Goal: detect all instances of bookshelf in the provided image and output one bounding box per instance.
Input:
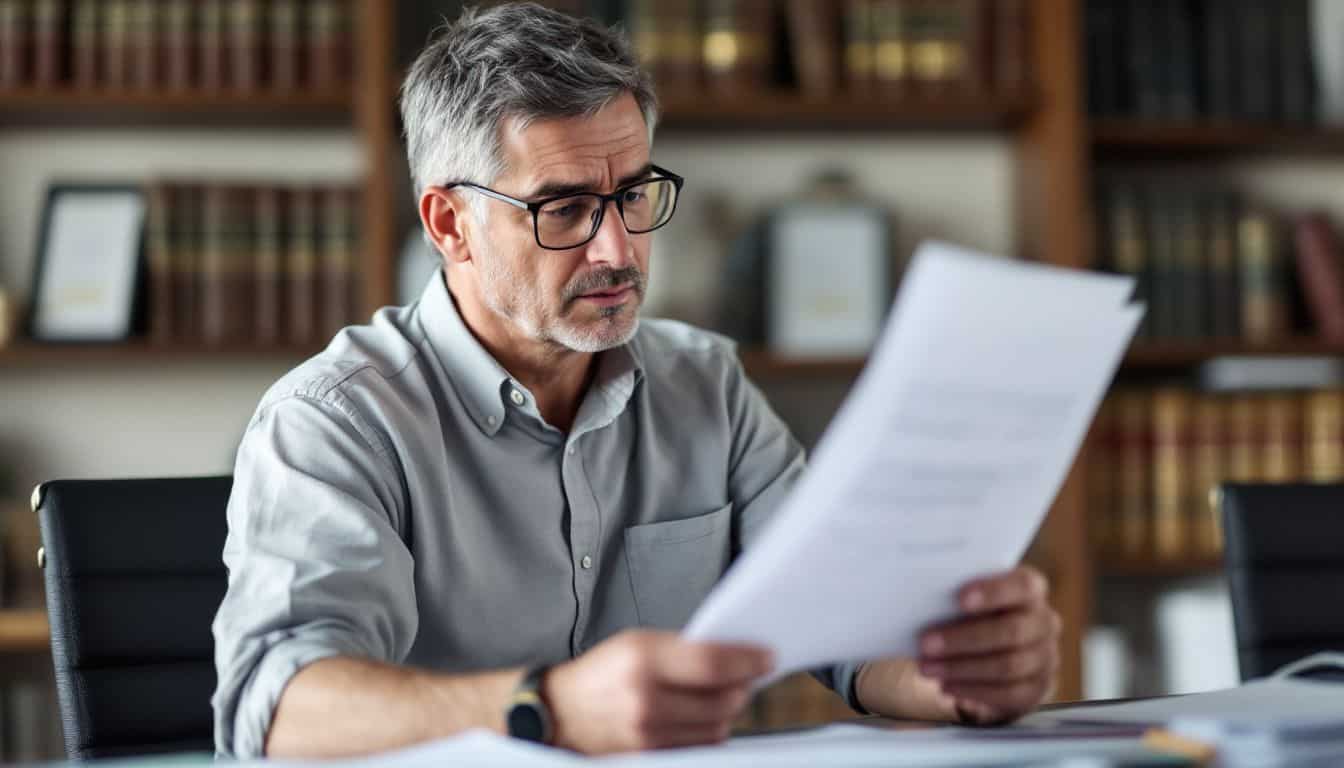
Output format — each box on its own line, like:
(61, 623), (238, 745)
(1093, 121), (1344, 155)
(657, 91), (1036, 131)
(0, 342), (325, 367)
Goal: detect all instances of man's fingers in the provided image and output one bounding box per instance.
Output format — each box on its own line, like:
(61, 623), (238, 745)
(919, 644), (1056, 684)
(651, 640), (774, 689)
(639, 684), (752, 727)
(921, 605), (1054, 659)
(940, 679), (1051, 724)
(956, 566), (1049, 615)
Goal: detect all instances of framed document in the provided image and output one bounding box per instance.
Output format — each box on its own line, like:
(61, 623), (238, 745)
(766, 201), (892, 357)
(28, 184), (146, 342)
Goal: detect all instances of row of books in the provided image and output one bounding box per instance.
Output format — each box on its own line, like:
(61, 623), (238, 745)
(1085, 0), (1319, 123)
(144, 181), (362, 347)
(1094, 176), (1337, 344)
(0, 0), (352, 92)
(619, 0), (1029, 97)
(1088, 388), (1344, 562)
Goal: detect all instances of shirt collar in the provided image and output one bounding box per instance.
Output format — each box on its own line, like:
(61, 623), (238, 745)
(416, 270), (644, 438)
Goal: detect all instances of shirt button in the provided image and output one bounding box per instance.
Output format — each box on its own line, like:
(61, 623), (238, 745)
(567, 446), (576, 456)
(486, 415), (497, 426)
(581, 555), (593, 569)
(510, 389), (525, 406)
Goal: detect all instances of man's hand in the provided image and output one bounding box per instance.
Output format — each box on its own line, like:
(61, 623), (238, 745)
(916, 566), (1061, 724)
(542, 630), (773, 754)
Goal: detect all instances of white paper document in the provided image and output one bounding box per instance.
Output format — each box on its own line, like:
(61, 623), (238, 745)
(684, 242), (1143, 675)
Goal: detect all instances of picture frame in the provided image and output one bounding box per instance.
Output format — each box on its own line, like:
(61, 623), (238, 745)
(766, 200), (893, 357)
(27, 183), (146, 343)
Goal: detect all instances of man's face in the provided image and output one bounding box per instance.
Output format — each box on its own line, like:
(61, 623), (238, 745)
(469, 94), (653, 353)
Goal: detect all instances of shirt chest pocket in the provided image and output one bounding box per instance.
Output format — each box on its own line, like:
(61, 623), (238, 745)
(623, 503), (733, 631)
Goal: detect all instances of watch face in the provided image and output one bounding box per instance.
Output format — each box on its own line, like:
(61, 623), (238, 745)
(508, 702), (546, 743)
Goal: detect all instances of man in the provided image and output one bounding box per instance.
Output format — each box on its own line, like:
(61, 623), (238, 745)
(212, 2), (1060, 759)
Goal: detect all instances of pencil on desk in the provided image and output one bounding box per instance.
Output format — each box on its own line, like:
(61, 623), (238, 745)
(1142, 728), (1217, 765)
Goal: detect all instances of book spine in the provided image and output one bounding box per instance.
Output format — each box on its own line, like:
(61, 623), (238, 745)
(1173, 190), (1205, 339)
(198, 0), (226, 91)
(129, 0), (157, 89)
(1261, 394), (1302, 482)
(102, 0), (131, 88)
(1151, 388), (1189, 560)
(1085, 0), (1119, 116)
(226, 185), (255, 343)
(1305, 390), (1344, 482)
(1191, 394), (1224, 558)
(1293, 213), (1344, 344)
(173, 183), (201, 341)
(1107, 180), (1151, 339)
(1238, 0), (1278, 120)
(1227, 394), (1262, 483)
(147, 183), (175, 343)
(200, 183), (229, 344)
(72, 0), (98, 88)
(785, 0), (840, 97)
(702, 0), (772, 95)
(1127, 0), (1164, 117)
(1279, 0), (1316, 122)
(907, 0), (979, 95)
(31, 0), (63, 86)
(268, 0), (300, 90)
(1238, 208), (1289, 343)
(1203, 0), (1238, 118)
(1087, 397), (1117, 558)
(1163, 0), (1198, 119)
(1147, 191), (1180, 340)
(1205, 191), (1242, 340)
(288, 184), (318, 344)
(871, 0), (907, 94)
(255, 185), (283, 345)
(843, 0), (875, 94)
(0, 0), (29, 88)
(227, 0), (261, 91)
(306, 0), (348, 89)
(1116, 390), (1151, 559)
(163, 0), (193, 89)
(320, 184), (353, 338)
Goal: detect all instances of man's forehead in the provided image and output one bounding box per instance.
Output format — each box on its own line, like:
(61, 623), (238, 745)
(500, 96), (651, 195)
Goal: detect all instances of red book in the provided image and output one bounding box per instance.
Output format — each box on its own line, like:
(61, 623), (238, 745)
(227, 0), (261, 91)
(268, 0), (301, 90)
(1294, 213), (1344, 344)
(72, 0), (99, 88)
(130, 0), (157, 89)
(306, 0), (349, 88)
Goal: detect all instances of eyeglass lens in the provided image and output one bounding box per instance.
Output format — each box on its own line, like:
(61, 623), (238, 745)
(535, 178), (678, 248)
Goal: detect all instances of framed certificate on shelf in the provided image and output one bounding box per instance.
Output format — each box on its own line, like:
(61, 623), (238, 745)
(28, 184), (146, 342)
(766, 201), (892, 357)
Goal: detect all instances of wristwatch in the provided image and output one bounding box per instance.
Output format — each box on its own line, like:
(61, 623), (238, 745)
(505, 665), (553, 744)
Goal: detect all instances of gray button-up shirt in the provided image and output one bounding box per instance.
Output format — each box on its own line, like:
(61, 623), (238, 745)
(212, 272), (862, 757)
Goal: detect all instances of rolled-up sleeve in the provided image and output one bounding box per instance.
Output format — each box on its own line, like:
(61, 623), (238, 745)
(720, 355), (865, 712)
(212, 388), (414, 758)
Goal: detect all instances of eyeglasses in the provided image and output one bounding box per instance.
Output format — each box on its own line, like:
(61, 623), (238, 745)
(442, 164), (684, 250)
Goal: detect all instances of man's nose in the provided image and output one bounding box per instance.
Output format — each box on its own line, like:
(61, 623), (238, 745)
(583, 199), (634, 269)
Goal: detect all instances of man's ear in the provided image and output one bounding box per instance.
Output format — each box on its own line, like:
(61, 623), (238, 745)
(419, 187), (474, 266)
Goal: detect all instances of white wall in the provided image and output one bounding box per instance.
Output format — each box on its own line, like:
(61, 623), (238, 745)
(0, 130), (1017, 495)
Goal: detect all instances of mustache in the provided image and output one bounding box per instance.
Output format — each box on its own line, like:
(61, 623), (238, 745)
(562, 266), (646, 304)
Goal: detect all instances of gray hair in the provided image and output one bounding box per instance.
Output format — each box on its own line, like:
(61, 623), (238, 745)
(399, 2), (659, 202)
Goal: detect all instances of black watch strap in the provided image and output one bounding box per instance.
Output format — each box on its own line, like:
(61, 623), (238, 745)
(506, 665), (553, 744)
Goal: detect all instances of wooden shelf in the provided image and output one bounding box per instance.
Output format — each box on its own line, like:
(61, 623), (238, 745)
(0, 341), (324, 368)
(1099, 555), (1225, 577)
(1124, 338), (1344, 368)
(738, 350), (866, 378)
(657, 90), (1035, 131)
(0, 611), (49, 653)
(1093, 119), (1344, 154)
(0, 87), (353, 126)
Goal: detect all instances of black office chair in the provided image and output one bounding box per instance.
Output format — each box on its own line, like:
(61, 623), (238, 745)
(33, 476), (232, 759)
(1218, 482), (1344, 681)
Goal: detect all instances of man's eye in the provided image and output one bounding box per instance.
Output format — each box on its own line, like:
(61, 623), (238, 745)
(545, 204), (581, 219)
(623, 190), (647, 204)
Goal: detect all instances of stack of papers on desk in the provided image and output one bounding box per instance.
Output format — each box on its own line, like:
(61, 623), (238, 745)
(686, 242), (1144, 674)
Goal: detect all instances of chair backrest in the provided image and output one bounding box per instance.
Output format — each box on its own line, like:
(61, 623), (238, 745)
(34, 476), (232, 759)
(1219, 482), (1344, 681)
